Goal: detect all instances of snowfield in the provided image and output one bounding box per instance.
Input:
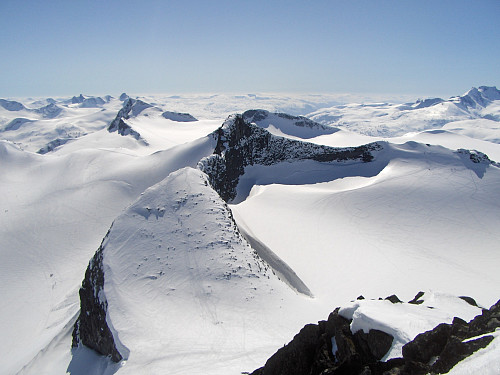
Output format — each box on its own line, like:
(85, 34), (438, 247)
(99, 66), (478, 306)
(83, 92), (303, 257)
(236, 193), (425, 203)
(1, 89), (499, 374)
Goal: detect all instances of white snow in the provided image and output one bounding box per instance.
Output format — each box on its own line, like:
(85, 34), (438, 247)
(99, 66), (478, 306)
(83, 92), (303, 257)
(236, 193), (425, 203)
(1, 90), (500, 374)
(339, 292), (482, 360)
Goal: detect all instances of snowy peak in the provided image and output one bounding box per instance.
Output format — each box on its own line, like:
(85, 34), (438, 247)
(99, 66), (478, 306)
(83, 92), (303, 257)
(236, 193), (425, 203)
(242, 109), (338, 138)
(107, 98), (151, 141)
(411, 97), (444, 109)
(80, 96), (106, 108)
(199, 114), (380, 202)
(71, 94), (85, 104)
(33, 102), (63, 118)
(477, 85), (500, 101)
(72, 167), (287, 362)
(450, 86), (500, 110)
(119, 92), (129, 101)
(71, 94), (109, 107)
(0, 98), (26, 111)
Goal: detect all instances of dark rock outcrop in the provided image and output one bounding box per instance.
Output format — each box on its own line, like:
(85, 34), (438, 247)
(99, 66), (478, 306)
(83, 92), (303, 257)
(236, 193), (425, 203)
(385, 295), (402, 304)
(408, 291), (425, 305)
(72, 94), (85, 104)
(199, 114), (381, 202)
(251, 308), (394, 375)
(107, 98), (148, 142)
(37, 138), (74, 154)
(72, 230), (123, 362)
(161, 110), (198, 122)
(251, 297), (500, 375)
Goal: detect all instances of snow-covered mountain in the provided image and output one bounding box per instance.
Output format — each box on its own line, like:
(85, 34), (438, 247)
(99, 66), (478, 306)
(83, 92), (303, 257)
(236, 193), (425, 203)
(1, 88), (499, 374)
(308, 86), (500, 140)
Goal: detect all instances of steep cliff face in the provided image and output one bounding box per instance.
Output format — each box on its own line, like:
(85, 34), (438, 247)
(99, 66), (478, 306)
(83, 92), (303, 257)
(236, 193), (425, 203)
(198, 114), (381, 202)
(72, 230), (124, 362)
(107, 98), (150, 141)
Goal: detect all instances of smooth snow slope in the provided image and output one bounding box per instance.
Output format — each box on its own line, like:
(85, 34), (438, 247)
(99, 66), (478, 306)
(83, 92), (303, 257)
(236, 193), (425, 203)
(231, 141), (500, 310)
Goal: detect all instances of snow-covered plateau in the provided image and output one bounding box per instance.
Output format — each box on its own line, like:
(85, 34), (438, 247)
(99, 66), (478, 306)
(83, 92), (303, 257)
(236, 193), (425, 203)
(0, 89), (499, 375)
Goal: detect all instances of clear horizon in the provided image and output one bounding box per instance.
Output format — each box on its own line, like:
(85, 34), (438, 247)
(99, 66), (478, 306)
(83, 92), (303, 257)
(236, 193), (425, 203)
(1, 0), (499, 99)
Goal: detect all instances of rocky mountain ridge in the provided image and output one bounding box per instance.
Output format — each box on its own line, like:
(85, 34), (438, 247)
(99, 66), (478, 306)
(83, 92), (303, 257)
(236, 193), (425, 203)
(199, 114), (379, 202)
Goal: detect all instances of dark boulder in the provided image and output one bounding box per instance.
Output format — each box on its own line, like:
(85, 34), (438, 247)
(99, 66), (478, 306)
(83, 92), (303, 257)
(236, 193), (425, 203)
(250, 296), (500, 375)
(408, 291), (425, 305)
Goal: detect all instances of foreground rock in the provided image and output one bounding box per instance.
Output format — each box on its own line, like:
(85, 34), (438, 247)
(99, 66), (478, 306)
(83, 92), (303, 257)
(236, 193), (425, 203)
(251, 296), (500, 375)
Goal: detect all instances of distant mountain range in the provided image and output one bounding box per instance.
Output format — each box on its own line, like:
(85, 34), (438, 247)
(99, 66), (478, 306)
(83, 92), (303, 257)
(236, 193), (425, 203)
(1, 87), (499, 374)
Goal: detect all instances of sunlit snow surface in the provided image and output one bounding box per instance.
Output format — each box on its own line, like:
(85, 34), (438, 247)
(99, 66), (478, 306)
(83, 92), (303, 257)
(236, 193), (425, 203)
(1, 92), (499, 374)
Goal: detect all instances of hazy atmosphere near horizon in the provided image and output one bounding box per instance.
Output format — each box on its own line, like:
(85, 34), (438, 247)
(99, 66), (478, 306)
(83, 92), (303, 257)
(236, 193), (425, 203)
(1, 0), (499, 98)
(2, 1), (500, 375)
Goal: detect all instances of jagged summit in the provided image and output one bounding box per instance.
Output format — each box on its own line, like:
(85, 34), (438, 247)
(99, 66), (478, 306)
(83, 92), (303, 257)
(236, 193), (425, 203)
(450, 85), (500, 110)
(107, 98), (152, 141)
(119, 92), (129, 101)
(71, 94), (85, 104)
(199, 114), (379, 202)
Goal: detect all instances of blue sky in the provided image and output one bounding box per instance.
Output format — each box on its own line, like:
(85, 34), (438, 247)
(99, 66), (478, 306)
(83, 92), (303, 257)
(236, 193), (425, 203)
(1, 0), (499, 98)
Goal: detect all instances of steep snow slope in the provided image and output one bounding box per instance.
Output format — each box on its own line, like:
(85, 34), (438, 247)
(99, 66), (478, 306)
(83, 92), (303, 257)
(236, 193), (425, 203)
(71, 167), (310, 375)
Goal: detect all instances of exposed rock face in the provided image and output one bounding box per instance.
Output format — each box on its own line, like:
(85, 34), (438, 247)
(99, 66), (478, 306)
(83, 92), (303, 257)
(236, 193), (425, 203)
(450, 86), (500, 110)
(72, 230), (123, 362)
(251, 308), (394, 375)
(199, 114), (380, 202)
(71, 94), (85, 104)
(119, 92), (129, 101)
(37, 138), (74, 154)
(251, 298), (500, 375)
(107, 98), (148, 142)
(401, 299), (500, 374)
(161, 110), (197, 122)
